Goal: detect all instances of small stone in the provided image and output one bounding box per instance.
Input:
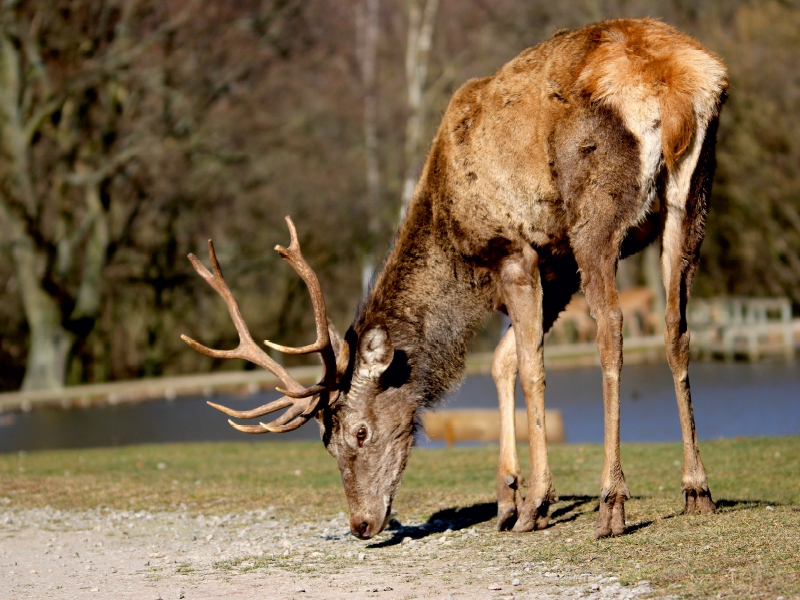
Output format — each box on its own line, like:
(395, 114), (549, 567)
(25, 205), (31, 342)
(358, 553), (366, 561)
(90, 588), (98, 592)
(383, 587), (393, 591)
(512, 578), (520, 586)
(488, 583), (502, 590)
(30, 569), (37, 574)
(766, 506), (774, 511)
(402, 537), (413, 544)
(294, 586), (306, 592)
(157, 462), (167, 470)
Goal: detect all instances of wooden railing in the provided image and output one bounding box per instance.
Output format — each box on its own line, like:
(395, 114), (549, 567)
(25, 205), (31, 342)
(689, 297), (796, 361)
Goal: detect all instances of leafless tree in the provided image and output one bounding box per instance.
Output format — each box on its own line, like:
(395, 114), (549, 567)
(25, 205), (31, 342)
(400, 0), (439, 215)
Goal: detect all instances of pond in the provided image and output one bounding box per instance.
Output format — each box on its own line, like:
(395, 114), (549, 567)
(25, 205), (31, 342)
(1, 361), (798, 454)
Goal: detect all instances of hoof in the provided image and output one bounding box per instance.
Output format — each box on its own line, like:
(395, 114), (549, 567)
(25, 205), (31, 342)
(511, 495), (552, 533)
(497, 502), (518, 531)
(497, 474), (523, 531)
(595, 493), (627, 539)
(685, 488), (716, 514)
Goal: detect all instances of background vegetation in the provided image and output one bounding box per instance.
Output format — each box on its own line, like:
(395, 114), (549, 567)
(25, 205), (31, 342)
(1, 0), (799, 391)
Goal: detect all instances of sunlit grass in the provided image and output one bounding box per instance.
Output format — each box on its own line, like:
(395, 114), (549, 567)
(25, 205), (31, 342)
(1, 437), (798, 598)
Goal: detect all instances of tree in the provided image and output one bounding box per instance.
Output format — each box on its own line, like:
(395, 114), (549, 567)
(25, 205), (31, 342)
(400, 0), (439, 215)
(0, 1), (181, 389)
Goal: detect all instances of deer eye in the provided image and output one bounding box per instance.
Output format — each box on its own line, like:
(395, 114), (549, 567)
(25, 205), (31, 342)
(356, 427), (368, 447)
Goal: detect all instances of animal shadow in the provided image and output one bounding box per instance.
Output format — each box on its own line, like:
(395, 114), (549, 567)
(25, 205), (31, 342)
(366, 494), (767, 547)
(548, 495), (596, 526)
(715, 498), (781, 512)
(367, 502), (496, 548)
(368, 495), (597, 548)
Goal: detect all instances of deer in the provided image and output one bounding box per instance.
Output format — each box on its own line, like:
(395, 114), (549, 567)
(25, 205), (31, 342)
(547, 295), (594, 344)
(618, 286), (657, 338)
(182, 18), (727, 540)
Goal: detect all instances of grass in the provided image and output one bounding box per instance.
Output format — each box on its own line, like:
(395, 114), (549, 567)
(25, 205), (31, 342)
(1, 436), (799, 598)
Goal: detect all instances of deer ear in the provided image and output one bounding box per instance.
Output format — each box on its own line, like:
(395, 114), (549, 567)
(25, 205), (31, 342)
(357, 326), (393, 380)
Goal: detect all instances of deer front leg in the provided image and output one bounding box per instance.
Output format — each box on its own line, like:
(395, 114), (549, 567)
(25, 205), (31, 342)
(500, 246), (555, 532)
(662, 207), (715, 515)
(493, 326), (523, 530)
(580, 254), (630, 538)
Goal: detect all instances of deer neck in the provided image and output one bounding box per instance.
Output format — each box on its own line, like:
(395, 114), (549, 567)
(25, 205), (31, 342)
(356, 191), (492, 407)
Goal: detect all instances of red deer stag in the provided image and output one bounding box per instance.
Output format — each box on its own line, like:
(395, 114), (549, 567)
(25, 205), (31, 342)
(183, 18), (727, 540)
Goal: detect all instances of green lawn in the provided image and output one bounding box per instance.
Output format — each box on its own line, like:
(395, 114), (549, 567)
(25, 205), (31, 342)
(2, 437), (799, 598)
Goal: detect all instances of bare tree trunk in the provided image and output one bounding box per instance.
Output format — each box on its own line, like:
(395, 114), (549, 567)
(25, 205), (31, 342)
(357, 0), (381, 291)
(0, 26), (118, 390)
(11, 236), (75, 391)
(400, 0), (439, 217)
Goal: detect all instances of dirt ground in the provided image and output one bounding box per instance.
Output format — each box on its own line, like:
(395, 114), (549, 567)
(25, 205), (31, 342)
(0, 506), (661, 600)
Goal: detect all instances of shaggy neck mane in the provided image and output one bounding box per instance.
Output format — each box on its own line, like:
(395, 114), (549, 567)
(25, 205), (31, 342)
(355, 189), (492, 407)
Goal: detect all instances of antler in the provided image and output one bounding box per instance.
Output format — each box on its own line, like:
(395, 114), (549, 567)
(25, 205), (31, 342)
(181, 216), (340, 433)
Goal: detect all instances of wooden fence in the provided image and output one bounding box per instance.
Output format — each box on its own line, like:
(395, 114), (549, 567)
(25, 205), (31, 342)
(688, 297), (796, 361)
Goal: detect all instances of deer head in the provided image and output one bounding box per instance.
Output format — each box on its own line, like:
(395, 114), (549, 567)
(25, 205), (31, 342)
(181, 217), (415, 539)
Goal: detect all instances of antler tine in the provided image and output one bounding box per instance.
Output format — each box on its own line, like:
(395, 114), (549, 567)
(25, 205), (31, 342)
(260, 393), (324, 433)
(207, 398), (293, 420)
(264, 217), (338, 387)
(181, 240), (305, 394)
(277, 383), (326, 399)
(208, 392), (323, 435)
(227, 421), (269, 434)
(183, 220), (340, 435)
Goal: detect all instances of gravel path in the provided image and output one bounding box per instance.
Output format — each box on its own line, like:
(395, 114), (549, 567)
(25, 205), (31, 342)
(1, 506), (661, 599)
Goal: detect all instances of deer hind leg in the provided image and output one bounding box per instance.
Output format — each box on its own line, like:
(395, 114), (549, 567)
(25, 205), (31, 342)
(493, 326), (523, 530)
(500, 245), (555, 532)
(576, 247), (630, 538)
(661, 118), (720, 515)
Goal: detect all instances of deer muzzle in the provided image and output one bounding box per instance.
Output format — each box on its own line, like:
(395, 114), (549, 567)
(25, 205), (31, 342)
(349, 503), (392, 540)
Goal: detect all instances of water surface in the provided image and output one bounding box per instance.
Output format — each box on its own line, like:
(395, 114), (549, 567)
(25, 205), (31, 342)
(1, 361), (798, 454)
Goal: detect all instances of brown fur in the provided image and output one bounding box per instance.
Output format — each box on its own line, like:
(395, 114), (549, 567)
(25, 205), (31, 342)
(262, 19), (727, 540)
(576, 19), (726, 169)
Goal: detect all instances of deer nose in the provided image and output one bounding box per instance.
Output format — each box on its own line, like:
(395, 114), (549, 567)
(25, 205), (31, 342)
(356, 522), (371, 539)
